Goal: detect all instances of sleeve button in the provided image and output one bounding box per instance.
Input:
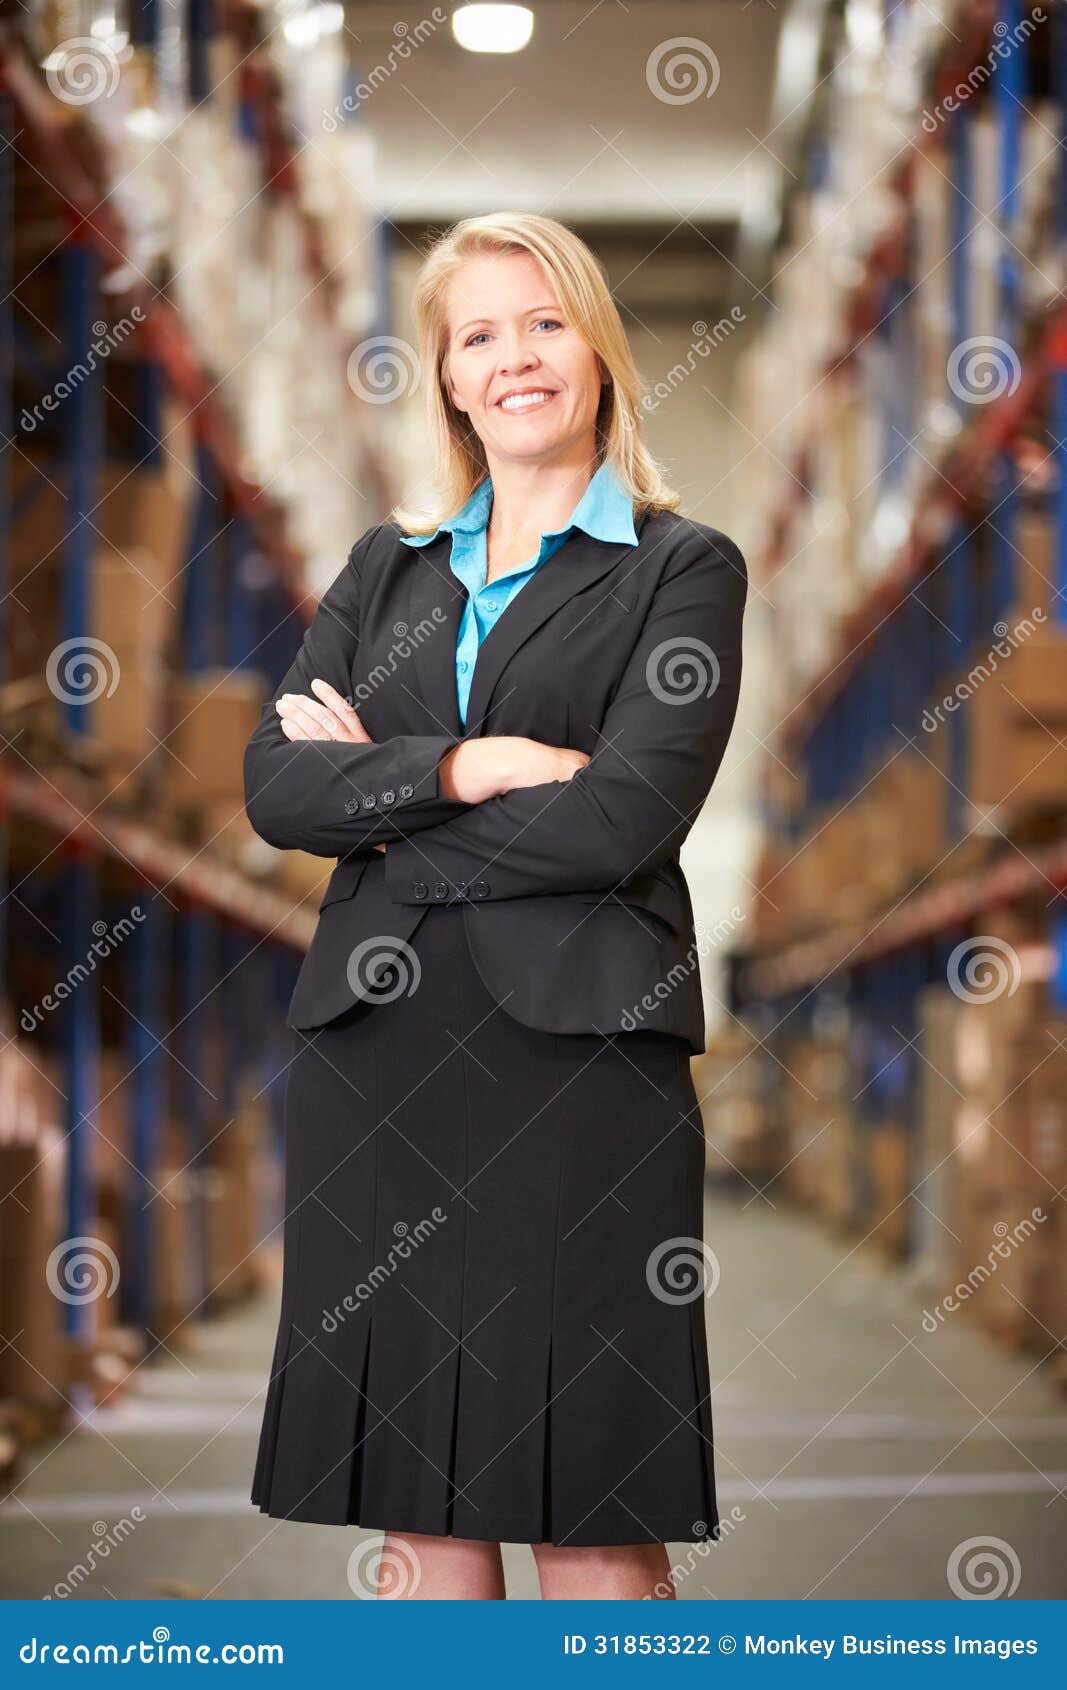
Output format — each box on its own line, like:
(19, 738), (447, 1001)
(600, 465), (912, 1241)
(399, 783), (414, 799)
(433, 881), (449, 900)
(362, 794), (376, 809)
(344, 798), (359, 815)
(381, 789), (396, 805)
(412, 881), (428, 900)
(474, 880), (490, 899)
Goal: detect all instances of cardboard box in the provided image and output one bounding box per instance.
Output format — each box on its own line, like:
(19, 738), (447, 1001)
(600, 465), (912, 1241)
(914, 987), (959, 1290)
(1003, 1032), (1067, 1205)
(893, 751), (949, 879)
(275, 849), (332, 905)
(1005, 622), (1067, 720)
(91, 546), (178, 662)
(206, 1113), (264, 1304)
(1013, 511), (1057, 622)
(8, 404), (195, 586)
(1030, 1202), (1066, 1349)
(969, 672), (1067, 810)
(202, 799), (282, 880)
(692, 1029), (780, 1184)
(164, 670), (266, 807)
(749, 835), (793, 949)
(966, 598), (1067, 810)
(864, 1122), (912, 1259)
(955, 1188), (1051, 1352)
(91, 407), (197, 581)
(152, 1159), (198, 1337)
(0, 1134), (68, 1415)
(783, 1038), (849, 1209)
(86, 650), (167, 772)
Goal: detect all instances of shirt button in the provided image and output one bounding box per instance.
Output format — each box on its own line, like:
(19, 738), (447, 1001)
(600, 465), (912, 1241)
(412, 881), (428, 900)
(474, 880), (490, 899)
(399, 783), (414, 798)
(457, 659), (469, 674)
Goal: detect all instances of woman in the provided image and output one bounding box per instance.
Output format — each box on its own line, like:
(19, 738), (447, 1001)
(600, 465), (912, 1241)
(245, 212), (748, 1600)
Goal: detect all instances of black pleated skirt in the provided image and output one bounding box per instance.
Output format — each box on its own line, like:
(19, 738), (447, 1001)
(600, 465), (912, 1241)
(250, 882), (720, 1548)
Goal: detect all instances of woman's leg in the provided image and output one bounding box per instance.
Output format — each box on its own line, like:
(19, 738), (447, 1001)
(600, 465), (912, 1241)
(532, 1542), (675, 1600)
(376, 1532), (506, 1600)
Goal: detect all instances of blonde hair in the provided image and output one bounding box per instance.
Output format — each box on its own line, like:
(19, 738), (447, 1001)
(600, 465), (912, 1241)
(390, 212), (680, 533)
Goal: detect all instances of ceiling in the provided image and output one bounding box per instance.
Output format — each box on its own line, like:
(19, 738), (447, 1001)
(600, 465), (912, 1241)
(342, 1), (788, 262)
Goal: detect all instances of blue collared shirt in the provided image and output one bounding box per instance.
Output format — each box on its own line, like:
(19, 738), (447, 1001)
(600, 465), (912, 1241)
(397, 458), (639, 728)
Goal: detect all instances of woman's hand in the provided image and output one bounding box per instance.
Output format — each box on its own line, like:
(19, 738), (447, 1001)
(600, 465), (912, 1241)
(275, 678), (371, 743)
(276, 689), (588, 855)
(499, 738), (590, 791)
(438, 737), (589, 801)
(276, 680), (389, 852)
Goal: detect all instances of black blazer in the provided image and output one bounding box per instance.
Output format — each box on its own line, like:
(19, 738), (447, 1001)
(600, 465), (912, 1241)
(243, 508), (747, 1054)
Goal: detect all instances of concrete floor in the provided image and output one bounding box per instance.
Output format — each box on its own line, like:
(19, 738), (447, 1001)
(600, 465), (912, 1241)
(2, 1186), (1065, 1600)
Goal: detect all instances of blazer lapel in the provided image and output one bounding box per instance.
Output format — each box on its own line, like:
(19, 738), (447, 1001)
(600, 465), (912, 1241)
(407, 533), (466, 738)
(406, 516), (648, 740)
(463, 527), (641, 736)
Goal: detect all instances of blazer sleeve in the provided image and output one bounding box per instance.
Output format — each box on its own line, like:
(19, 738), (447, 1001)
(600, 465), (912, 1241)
(382, 528), (747, 902)
(243, 524), (470, 857)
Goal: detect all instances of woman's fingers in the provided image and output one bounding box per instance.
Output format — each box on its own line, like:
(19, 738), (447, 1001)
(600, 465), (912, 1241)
(274, 683), (371, 742)
(310, 678), (372, 742)
(276, 695), (334, 739)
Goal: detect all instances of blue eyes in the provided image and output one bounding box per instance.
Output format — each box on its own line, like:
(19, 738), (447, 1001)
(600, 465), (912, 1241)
(465, 319), (562, 347)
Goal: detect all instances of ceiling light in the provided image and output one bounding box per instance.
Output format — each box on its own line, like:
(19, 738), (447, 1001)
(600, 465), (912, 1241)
(452, 4), (534, 54)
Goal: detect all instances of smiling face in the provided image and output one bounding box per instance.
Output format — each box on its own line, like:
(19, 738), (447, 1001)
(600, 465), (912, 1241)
(442, 249), (605, 469)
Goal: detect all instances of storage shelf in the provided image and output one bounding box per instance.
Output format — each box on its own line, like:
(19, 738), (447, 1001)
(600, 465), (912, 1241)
(737, 827), (1067, 1001)
(1, 760), (317, 949)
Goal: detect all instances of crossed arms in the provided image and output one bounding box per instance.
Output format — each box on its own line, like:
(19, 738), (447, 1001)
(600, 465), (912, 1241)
(243, 523), (748, 903)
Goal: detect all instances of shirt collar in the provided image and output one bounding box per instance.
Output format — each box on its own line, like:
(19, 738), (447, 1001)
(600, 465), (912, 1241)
(398, 458), (638, 547)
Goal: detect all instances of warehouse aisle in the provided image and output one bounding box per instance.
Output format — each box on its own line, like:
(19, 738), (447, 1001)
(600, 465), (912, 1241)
(2, 1187), (1064, 1602)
